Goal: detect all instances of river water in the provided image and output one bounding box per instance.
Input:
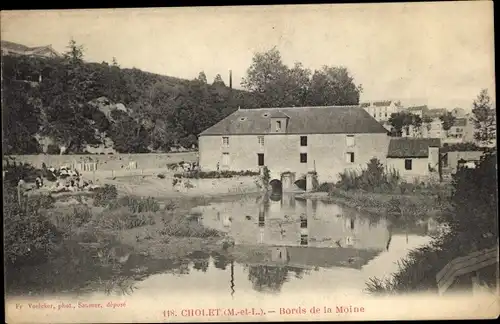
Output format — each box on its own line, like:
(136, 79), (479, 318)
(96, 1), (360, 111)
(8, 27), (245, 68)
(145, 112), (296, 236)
(132, 193), (432, 298)
(6, 193), (433, 300)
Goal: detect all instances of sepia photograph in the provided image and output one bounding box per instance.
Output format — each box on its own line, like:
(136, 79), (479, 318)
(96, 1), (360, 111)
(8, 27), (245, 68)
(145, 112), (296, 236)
(2, 2), (498, 322)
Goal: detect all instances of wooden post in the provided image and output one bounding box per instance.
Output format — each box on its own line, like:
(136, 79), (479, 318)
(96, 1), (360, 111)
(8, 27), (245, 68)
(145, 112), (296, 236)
(471, 271), (481, 296)
(17, 185), (21, 206)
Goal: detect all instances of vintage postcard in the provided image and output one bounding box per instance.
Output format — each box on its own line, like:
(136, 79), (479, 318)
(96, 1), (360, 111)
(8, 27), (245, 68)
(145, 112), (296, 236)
(2, 2), (498, 323)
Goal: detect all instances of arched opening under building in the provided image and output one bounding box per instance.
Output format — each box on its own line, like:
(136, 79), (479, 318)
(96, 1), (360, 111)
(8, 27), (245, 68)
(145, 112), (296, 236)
(294, 178), (307, 191)
(269, 179), (282, 194)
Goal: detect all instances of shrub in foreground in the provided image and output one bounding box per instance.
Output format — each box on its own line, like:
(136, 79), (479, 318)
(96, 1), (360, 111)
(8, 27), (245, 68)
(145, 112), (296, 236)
(160, 214), (222, 238)
(93, 184), (118, 207)
(4, 186), (62, 266)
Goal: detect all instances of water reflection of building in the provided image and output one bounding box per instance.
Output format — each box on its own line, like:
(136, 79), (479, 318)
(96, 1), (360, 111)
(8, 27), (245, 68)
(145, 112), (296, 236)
(254, 194), (390, 251)
(196, 193), (390, 251)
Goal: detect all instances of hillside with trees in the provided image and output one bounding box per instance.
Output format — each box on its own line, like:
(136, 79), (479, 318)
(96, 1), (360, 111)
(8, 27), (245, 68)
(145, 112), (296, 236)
(2, 41), (362, 154)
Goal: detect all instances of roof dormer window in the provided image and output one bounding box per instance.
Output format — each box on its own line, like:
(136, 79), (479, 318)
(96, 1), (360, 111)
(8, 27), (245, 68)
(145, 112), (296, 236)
(275, 120), (282, 132)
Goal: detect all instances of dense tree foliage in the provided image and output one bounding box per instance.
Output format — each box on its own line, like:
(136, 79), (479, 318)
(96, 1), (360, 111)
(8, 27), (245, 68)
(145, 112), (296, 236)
(241, 47), (362, 107)
(2, 43), (365, 154)
(387, 112), (422, 137)
(2, 41), (260, 154)
(471, 89), (496, 146)
(443, 150), (498, 252)
(438, 111), (456, 137)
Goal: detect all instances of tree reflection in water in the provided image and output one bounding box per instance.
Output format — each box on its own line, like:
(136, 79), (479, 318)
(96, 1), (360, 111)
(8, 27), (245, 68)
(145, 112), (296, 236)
(211, 251), (231, 270)
(102, 275), (138, 296)
(247, 265), (308, 293)
(187, 251), (211, 273)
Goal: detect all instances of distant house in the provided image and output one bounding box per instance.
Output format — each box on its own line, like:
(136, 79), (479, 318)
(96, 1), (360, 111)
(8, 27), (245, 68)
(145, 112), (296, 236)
(451, 107), (467, 118)
(447, 118), (467, 139)
(198, 106), (390, 188)
(386, 138), (441, 181)
(403, 108), (477, 145)
(443, 150), (484, 174)
(361, 100), (402, 123)
(406, 105), (429, 118)
(427, 108), (448, 119)
(1, 40), (60, 58)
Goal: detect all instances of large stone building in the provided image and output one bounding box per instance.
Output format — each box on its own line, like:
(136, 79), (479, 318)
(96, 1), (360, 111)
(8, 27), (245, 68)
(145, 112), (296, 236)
(198, 106), (391, 188)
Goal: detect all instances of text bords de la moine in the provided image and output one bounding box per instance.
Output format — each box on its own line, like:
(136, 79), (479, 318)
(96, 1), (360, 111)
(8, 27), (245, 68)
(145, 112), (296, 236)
(173, 305), (365, 317)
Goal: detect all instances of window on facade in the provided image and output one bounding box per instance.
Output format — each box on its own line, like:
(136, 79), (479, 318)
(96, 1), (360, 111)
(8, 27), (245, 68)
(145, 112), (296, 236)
(300, 136), (307, 146)
(373, 114), (376, 118)
(345, 152), (355, 163)
(222, 137), (229, 147)
(257, 153), (265, 166)
(405, 159), (412, 170)
(346, 135), (355, 147)
(222, 153), (230, 166)
(300, 153), (307, 163)
(300, 234), (308, 246)
(276, 121), (282, 131)
(385, 113), (387, 117)
(258, 136), (264, 147)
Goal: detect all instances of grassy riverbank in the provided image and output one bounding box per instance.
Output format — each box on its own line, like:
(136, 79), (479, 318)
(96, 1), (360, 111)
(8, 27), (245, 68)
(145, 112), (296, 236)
(4, 175), (244, 295)
(303, 154), (497, 295)
(299, 185), (450, 225)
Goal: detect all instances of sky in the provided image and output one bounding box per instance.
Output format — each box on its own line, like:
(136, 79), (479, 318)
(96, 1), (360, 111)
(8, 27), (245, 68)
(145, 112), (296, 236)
(1, 2), (495, 110)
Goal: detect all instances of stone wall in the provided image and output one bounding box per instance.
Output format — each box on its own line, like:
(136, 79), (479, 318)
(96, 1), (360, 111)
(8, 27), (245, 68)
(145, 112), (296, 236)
(6, 152), (198, 171)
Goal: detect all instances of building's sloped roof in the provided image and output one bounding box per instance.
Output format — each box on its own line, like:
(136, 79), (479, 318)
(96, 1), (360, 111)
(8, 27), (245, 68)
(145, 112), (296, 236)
(1, 40), (60, 57)
(268, 111), (290, 118)
(373, 100), (392, 107)
(387, 138), (441, 158)
(453, 118), (467, 127)
(240, 245), (382, 270)
(427, 108), (448, 118)
(407, 105), (428, 112)
(199, 106), (389, 136)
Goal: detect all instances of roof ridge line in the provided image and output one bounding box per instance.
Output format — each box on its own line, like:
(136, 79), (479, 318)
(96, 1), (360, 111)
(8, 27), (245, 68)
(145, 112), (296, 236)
(239, 105), (361, 111)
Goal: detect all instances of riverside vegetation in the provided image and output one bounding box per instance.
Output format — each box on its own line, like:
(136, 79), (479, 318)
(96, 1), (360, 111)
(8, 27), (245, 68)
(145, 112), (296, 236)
(313, 153), (497, 294)
(4, 161), (246, 295)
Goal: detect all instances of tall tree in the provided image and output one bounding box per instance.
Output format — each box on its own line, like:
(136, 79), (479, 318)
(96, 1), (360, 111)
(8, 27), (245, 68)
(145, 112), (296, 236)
(471, 89), (496, 146)
(241, 47), (291, 107)
(388, 112), (406, 137)
(306, 66), (361, 106)
(439, 111), (457, 138)
(388, 112), (419, 137)
(241, 48), (361, 107)
(197, 71), (208, 84)
(212, 74), (226, 87)
(422, 115), (433, 135)
(410, 114), (423, 137)
(39, 40), (101, 153)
